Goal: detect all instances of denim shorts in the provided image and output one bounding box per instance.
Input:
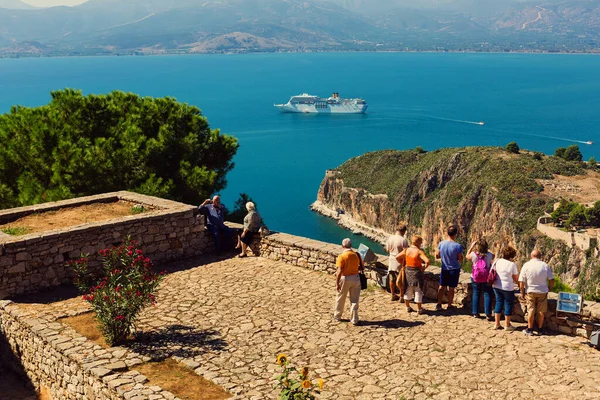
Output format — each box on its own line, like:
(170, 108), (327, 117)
(493, 288), (516, 316)
(440, 269), (460, 288)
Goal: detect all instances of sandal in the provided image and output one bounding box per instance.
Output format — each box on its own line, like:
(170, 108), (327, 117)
(238, 254), (247, 258)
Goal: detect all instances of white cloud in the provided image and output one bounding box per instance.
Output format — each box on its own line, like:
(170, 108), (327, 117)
(22, 0), (87, 6)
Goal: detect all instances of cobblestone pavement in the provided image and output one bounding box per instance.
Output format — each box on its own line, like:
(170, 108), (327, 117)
(135, 256), (600, 400)
(29, 256), (600, 399)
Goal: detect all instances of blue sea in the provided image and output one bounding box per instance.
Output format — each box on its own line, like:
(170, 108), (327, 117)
(1, 53), (600, 253)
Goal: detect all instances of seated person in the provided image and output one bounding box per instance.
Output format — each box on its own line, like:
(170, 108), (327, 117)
(199, 195), (233, 253)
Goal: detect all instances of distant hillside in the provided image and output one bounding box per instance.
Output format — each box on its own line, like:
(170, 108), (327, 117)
(0, 0), (599, 56)
(0, 0), (33, 9)
(313, 147), (600, 299)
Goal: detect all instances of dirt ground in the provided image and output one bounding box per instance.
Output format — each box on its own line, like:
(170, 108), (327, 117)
(0, 200), (146, 236)
(537, 170), (600, 204)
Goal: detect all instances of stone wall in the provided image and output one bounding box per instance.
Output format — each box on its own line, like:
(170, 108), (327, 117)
(537, 216), (599, 255)
(260, 231), (600, 338)
(0, 300), (182, 400)
(0, 192), (211, 299)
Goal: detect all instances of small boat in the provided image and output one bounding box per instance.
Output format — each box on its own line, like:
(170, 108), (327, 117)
(586, 141), (593, 145)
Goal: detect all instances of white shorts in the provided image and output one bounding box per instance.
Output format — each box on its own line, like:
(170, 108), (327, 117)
(403, 286), (423, 303)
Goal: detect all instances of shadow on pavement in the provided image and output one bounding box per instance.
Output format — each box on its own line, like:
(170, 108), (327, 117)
(360, 319), (426, 329)
(0, 332), (38, 399)
(127, 324), (228, 361)
(9, 283), (80, 305)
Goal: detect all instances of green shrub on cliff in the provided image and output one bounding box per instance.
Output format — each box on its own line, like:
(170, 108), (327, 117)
(0, 89), (238, 209)
(337, 146), (585, 238)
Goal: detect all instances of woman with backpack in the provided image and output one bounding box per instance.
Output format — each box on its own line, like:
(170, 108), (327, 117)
(467, 239), (494, 320)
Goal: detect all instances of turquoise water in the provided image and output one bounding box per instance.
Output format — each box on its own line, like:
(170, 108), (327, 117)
(1, 53), (600, 253)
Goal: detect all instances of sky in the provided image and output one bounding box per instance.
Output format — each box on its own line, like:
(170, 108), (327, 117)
(23, 0), (87, 6)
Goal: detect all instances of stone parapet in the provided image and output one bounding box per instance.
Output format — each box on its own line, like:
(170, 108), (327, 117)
(0, 192), (211, 299)
(259, 231), (600, 338)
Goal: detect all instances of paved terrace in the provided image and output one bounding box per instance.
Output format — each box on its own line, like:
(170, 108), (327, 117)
(16, 255), (600, 400)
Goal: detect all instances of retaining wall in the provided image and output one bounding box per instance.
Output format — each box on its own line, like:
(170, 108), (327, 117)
(0, 191), (211, 299)
(0, 300), (182, 400)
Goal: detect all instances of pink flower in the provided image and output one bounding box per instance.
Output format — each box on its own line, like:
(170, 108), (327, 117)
(115, 315), (124, 321)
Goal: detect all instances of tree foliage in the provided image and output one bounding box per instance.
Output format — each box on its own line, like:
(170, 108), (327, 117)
(552, 199), (600, 228)
(588, 156), (598, 169)
(505, 141), (520, 154)
(554, 147), (567, 158)
(563, 145), (583, 162)
(228, 193), (256, 224)
(0, 89), (238, 209)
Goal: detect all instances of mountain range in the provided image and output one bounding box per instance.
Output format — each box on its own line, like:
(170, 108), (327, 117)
(1, 0), (599, 56)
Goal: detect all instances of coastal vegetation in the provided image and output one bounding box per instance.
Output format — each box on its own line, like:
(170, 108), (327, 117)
(320, 145), (600, 299)
(337, 146), (584, 236)
(0, 89), (238, 209)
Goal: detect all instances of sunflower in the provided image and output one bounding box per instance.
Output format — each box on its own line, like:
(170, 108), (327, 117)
(317, 378), (324, 390)
(302, 380), (312, 389)
(276, 354), (288, 365)
(300, 367), (309, 377)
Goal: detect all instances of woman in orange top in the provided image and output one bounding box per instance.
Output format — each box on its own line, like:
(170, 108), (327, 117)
(396, 235), (430, 314)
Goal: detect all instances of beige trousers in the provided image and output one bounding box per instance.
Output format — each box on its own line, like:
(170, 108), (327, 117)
(333, 274), (361, 324)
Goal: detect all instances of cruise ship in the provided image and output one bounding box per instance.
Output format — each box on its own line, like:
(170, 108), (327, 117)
(275, 93), (368, 114)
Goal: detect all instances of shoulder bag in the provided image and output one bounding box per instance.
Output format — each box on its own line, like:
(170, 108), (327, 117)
(487, 260), (498, 285)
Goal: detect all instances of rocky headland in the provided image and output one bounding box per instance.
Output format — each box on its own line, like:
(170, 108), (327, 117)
(311, 146), (600, 299)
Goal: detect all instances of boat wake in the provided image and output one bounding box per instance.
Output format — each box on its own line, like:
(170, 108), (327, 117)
(421, 115), (485, 126)
(484, 128), (593, 145)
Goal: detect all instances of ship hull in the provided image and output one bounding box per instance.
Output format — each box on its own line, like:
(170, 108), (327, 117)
(275, 104), (367, 114)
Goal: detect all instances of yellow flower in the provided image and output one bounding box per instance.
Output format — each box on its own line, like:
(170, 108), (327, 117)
(317, 378), (324, 390)
(276, 354), (288, 365)
(300, 367), (309, 377)
(302, 380), (312, 389)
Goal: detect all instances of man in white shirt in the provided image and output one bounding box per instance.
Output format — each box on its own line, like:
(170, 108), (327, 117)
(386, 225), (409, 301)
(519, 249), (554, 336)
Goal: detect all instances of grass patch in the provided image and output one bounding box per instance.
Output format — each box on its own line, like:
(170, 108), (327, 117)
(137, 358), (230, 400)
(131, 204), (146, 214)
(1, 226), (31, 235)
(59, 312), (108, 348)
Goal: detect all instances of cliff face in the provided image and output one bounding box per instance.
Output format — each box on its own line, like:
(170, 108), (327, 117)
(312, 147), (600, 299)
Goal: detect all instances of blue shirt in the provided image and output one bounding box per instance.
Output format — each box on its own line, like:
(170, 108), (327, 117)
(438, 240), (463, 271)
(199, 204), (226, 228)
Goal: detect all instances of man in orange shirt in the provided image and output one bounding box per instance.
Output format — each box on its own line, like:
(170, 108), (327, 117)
(333, 238), (364, 326)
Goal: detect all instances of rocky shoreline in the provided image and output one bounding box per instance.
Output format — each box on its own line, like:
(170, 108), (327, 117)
(310, 200), (389, 245)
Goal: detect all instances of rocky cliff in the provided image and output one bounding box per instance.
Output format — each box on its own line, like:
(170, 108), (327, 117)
(312, 147), (600, 299)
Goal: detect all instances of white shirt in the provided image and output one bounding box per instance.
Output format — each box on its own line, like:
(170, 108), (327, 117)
(387, 234), (409, 272)
(493, 258), (518, 291)
(519, 258), (554, 293)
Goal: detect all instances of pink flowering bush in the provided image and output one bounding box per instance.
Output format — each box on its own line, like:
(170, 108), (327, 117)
(69, 237), (165, 346)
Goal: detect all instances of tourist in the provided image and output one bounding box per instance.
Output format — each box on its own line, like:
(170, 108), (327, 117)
(396, 235), (430, 314)
(333, 238), (364, 326)
(435, 225), (464, 311)
(490, 246), (519, 331)
(199, 195), (233, 253)
(466, 238), (495, 320)
(519, 249), (554, 336)
(386, 225), (409, 301)
(235, 202), (262, 258)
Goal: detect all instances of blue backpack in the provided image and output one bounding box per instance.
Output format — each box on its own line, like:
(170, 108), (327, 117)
(472, 253), (489, 283)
